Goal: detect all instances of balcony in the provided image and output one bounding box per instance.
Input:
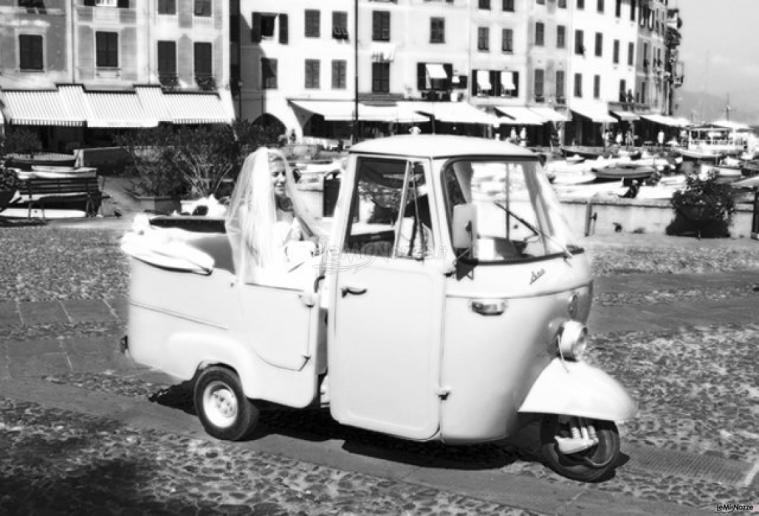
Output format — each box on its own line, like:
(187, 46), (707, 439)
(195, 74), (216, 91)
(159, 73), (179, 89)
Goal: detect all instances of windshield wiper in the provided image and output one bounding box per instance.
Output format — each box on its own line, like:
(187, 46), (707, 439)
(492, 202), (573, 260)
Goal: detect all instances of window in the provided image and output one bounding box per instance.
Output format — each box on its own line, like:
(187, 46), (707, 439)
(536, 0), (545, 4)
(19, 34), (43, 71)
(333, 11), (348, 40)
(628, 42), (634, 66)
(593, 74), (600, 99)
(372, 62), (390, 93)
(535, 22), (544, 46)
(85, 0), (130, 6)
(157, 0), (175, 14)
(477, 27), (489, 51)
(442, 160), (573, 262)
(615, 0), (621, 17)
(502, 0), (514, 11)
(430, 17), (445, 43)
(157, 41), (176, 79)
(262, 57), (277, 89)
(573, 73), (582, 97)
(594, 32), (602, 57)
(613, 39), (619, 63)
(640, 81), (646, 103)
(558, 0), (566, 7)
(502, 28), (513, 52)
(193, 0), (211, 17)
(305, 9), (320, 38)
(556, 25), (565, 48)
(251, 13), (278, 42)
(305, 59), (320, 89)
(194, 42), (212, 77)
(574, 29), (584, 55)
(619, 79), (626, 102)
(630, 0), (636, 21)
(577, 0), (584, 9)
(534, 69), (544, 101)
(597, 0), (603, 13)
(346, 158), (433, 260)
(332, 59), (346, 89)
(95, 31), (118, 68)
(372, 11), (390, 41)
(417, 62), (452, 91)
(479, 0), (490, 8)
(556, 70), (565, 101)
(18, 0), (45, 7)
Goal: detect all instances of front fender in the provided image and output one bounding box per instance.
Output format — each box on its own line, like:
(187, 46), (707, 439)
(518, 358), (637, 422)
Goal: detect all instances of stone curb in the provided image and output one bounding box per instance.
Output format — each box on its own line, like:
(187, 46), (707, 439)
(0, 378), (699, 516)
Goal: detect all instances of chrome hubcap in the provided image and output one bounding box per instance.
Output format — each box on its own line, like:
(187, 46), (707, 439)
(203, 380), (238, 428)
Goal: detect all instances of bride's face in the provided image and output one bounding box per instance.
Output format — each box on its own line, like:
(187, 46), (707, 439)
(270, 158), (287, 199)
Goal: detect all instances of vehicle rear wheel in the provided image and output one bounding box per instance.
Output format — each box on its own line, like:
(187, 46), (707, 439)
(540, 415), (620, 482)
(194, 366), (259, 441)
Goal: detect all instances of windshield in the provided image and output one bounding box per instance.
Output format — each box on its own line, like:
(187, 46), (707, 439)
(442, 158), (580, 262)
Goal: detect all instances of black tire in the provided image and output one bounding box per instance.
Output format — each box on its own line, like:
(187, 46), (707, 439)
(540, 415), (620, 482)
(193, 366), (259, 441)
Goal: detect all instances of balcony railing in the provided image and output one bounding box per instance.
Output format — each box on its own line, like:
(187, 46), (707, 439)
(159, 73), (179, 89)
(195, 74), (216, 91)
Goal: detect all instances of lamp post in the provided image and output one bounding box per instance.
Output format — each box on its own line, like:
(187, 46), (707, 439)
(353, 0), (359, 143)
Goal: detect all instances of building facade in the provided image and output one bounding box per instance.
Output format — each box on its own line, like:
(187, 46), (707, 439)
(0, 0), (233, 152)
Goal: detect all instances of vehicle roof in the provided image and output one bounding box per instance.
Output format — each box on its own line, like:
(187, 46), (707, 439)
(349, 135), (536, 159)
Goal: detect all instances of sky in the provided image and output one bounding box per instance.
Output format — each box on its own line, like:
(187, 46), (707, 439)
(675, 0), (759, 116)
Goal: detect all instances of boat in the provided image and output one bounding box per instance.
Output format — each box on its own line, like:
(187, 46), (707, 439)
(560, 146), (607, 160)
(592, 164), (656, 180)
(677, 147), (721, 162)
(740, 160), (759, 177)
(699, 163), (742, 181)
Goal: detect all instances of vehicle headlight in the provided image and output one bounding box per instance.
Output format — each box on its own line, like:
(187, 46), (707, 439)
(556, 320), (588, 361)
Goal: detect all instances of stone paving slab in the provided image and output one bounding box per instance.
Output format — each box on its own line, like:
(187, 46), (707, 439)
(17, 301), (69, 326)
(106, 297), (129, 321)
(0, 302), (21, 327)
(6, 353), (71, 378)
(60, 299), (117, 323)
(0, 378), (694, 516)
(594, 271), (759, 294)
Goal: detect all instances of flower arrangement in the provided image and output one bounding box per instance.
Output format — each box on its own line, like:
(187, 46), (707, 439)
(0, 168), (20, 192)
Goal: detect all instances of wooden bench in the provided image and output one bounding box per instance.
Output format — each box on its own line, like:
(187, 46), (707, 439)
(14, 175), (103, 219)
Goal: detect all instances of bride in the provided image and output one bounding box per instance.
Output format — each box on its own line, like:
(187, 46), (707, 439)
(225, 147), (323, 285)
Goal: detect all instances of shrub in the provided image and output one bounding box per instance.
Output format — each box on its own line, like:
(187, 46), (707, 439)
(0, 167), (20, 191)
(2, 127), (42, 157)
(114, 121), (280, 198)
(667, 171), (736, 238)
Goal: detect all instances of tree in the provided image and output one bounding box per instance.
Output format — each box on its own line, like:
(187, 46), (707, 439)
(2, 127), (42, 157)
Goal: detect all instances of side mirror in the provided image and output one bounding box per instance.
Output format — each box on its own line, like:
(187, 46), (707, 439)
(452, 203), (477, 252)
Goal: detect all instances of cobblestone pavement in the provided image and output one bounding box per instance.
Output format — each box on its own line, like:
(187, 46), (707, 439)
(1, 222), (758, 513)
(0, 398), (537, 516)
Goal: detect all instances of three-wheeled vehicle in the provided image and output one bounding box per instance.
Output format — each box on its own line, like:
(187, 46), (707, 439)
(122, 135), (636, 482)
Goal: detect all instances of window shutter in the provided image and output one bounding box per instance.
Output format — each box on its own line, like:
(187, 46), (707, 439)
(84, 0), (95, 6)
(490, 70), (499, 96)
(471, 69), (478, 96)
(512, 71), (519, 97)
(417, 63), (426, 91)
(251, 13), (262, 42)
(279, 13), (288, 44)
(117, 0), (129, 8)
(443, 63), (453, 88)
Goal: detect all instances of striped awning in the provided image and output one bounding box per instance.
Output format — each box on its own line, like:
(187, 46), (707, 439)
(404, 101), (499, 125)
(494, 106), (545, 125)
(135, 86), (173, 123)
(87, 92), (158, 128)
(529, 106), (568, 122)
(291, 100), (428, 124)
(611, 110), (640, 121)
(570, 102), (617, 124)
(163, 93), (233, 124)
(639, 113), (691, 128)
(1, 90), (84, 126)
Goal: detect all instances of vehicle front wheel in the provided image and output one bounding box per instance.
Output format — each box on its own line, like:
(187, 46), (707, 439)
(194, 366), (259, 441)
(540, 415), (620, 482)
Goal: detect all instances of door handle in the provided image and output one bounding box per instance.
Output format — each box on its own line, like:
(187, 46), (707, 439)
(470, 299), (506, 316)
(341, 285), (367, 297)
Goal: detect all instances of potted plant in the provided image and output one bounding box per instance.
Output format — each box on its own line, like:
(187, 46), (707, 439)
(0, 167), (20, 213)
(668, 170), (736, 238)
